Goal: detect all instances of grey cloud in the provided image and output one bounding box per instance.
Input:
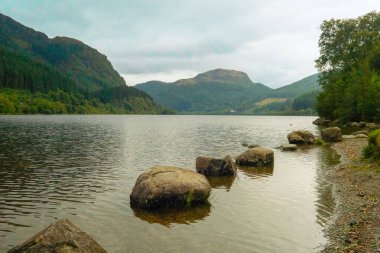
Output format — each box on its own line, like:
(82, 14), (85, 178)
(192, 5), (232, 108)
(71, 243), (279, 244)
(1, 0), (380, 87)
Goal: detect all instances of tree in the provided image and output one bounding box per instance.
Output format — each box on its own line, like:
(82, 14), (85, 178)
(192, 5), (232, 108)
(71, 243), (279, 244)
(316, 11), (380, 122)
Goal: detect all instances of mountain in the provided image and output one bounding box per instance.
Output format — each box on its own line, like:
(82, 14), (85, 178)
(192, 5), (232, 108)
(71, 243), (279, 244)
(136, 69), (272, 113)
(0, 13), (165, 114)
(0, 13), (126, 91)
(273, 73), (320, 98)
(136, 69), (319, 114)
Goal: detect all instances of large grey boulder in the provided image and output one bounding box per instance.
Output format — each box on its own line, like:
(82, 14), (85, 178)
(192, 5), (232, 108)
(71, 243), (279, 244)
(196, 155), (237, 176)
(321, 127), (342, 142)
(8, 218), (107, 253)
(236, 147), (274, 167)
(287, 131), (316, 144)
(130, 166), (211, 209)
(313, 117), (330, 125)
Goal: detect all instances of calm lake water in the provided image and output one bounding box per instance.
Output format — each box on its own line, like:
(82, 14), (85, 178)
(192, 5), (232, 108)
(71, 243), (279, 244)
(0, 115), (340, 253)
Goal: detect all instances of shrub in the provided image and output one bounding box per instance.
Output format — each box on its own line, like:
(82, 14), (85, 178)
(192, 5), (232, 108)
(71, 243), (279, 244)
(363, 129), (380, 159)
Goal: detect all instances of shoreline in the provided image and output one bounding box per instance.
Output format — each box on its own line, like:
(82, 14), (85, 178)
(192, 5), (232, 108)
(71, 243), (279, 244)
(323, 138), (380, 252)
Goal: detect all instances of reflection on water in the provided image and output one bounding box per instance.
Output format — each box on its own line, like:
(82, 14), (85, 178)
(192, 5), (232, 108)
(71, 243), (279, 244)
(0, 115), (337, 253)
(207, 176), (236, 191)
(132, 205), (211, 227)
(238, 165), (274, 179)
(314, 146), (340, 227)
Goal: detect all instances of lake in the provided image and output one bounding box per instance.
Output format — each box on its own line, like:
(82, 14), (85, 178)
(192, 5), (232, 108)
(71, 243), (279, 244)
(0, 115), (339, 252)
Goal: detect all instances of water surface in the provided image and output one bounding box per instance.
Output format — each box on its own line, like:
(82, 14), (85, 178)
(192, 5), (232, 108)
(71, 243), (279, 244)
(0, 115), (337, 252)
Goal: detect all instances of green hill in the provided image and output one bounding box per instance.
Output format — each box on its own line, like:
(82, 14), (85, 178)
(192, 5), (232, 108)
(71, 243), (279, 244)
(136, 69), (319, 114)
(273, 73), (320, 98)
(0, 13), (125, 91)
(136, 69), (273, 113)
(0, 13), (165, 114)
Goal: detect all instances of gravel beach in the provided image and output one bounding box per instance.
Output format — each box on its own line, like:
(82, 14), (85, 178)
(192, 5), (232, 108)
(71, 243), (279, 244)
(323, 138), (380, 252)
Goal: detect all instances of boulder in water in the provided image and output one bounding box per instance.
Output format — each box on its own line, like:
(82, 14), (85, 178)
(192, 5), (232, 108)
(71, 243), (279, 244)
(130, 166), (211, 209)
(282, 144), (298, 151)
(313, 117), (330, 125)
(287, 131), (315, 144)
(236, 147), (274, 167)
(321, 127), (342, 142)
(8, 218), (107, 253)
(196, 155), (237, 176)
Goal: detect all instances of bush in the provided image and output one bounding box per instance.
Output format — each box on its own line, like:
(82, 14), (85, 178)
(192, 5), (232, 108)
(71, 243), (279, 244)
(363, 129), (380, 159)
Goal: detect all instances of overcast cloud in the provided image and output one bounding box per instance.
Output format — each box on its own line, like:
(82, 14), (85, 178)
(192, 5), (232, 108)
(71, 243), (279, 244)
(1, 0), (380, 87)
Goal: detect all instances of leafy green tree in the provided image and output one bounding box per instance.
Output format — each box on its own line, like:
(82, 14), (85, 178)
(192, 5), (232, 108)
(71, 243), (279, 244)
(316, 11), (380, 122)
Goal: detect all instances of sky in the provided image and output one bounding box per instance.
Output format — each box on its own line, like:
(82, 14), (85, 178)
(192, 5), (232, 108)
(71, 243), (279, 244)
(1, 0), (380, 88)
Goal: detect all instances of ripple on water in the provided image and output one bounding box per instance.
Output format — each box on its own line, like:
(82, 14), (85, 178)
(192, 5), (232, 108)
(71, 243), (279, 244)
(0, 115), (336, 253)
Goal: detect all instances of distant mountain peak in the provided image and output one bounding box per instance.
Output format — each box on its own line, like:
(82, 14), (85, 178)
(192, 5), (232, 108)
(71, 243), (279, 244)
(194, 68), (252, 83)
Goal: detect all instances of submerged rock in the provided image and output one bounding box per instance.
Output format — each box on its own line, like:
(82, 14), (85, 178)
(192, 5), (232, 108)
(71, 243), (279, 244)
(236, 147), (274, 167)
(196, 155), (237, 176)
(287, 131), (315, 144)
(282, 144), (298, 151)
(8, 218), (107, 253)
(130, 166), (211, 210)
(313, 117), (330, 125)
(321, 127), (343, 142)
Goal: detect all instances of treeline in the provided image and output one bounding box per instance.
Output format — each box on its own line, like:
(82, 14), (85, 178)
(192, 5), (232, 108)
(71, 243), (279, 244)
(0, 47), (79, 93)
(238, 91), (318, 115)
(316, 11), (380, 122)
(0, 88), (168, 114)
(0, 47), (168, 114)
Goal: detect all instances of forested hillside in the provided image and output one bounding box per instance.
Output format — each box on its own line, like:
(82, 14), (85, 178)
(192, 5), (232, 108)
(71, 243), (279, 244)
(0, 13), (165, 114)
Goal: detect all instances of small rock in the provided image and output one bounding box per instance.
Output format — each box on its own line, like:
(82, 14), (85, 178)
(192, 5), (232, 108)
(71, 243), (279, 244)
(196, 155), (237, 176)
(321, 127), (342, 142)
(348, 122), (360, 127)
(313, 117), (330, 125)
(359, 121), (366, 127)
(287, 130), (315, 144)
(248, 144), (260, 148)
(282, 144), (297, 151)
(130, 166), (211, 209)
(366, 123), (380, 130)
(8, 218), (107, 253)
(354, 134), (368, 138)
(351, 130), (368, 135)
(241, 143), (249, 147)
(236, 147), (274, 167)
(343, 135), (355, 139)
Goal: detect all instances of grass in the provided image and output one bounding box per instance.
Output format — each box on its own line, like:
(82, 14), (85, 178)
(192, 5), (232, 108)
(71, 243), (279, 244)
(315, 137), (327, 146)
(185, 190), (195, 208)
